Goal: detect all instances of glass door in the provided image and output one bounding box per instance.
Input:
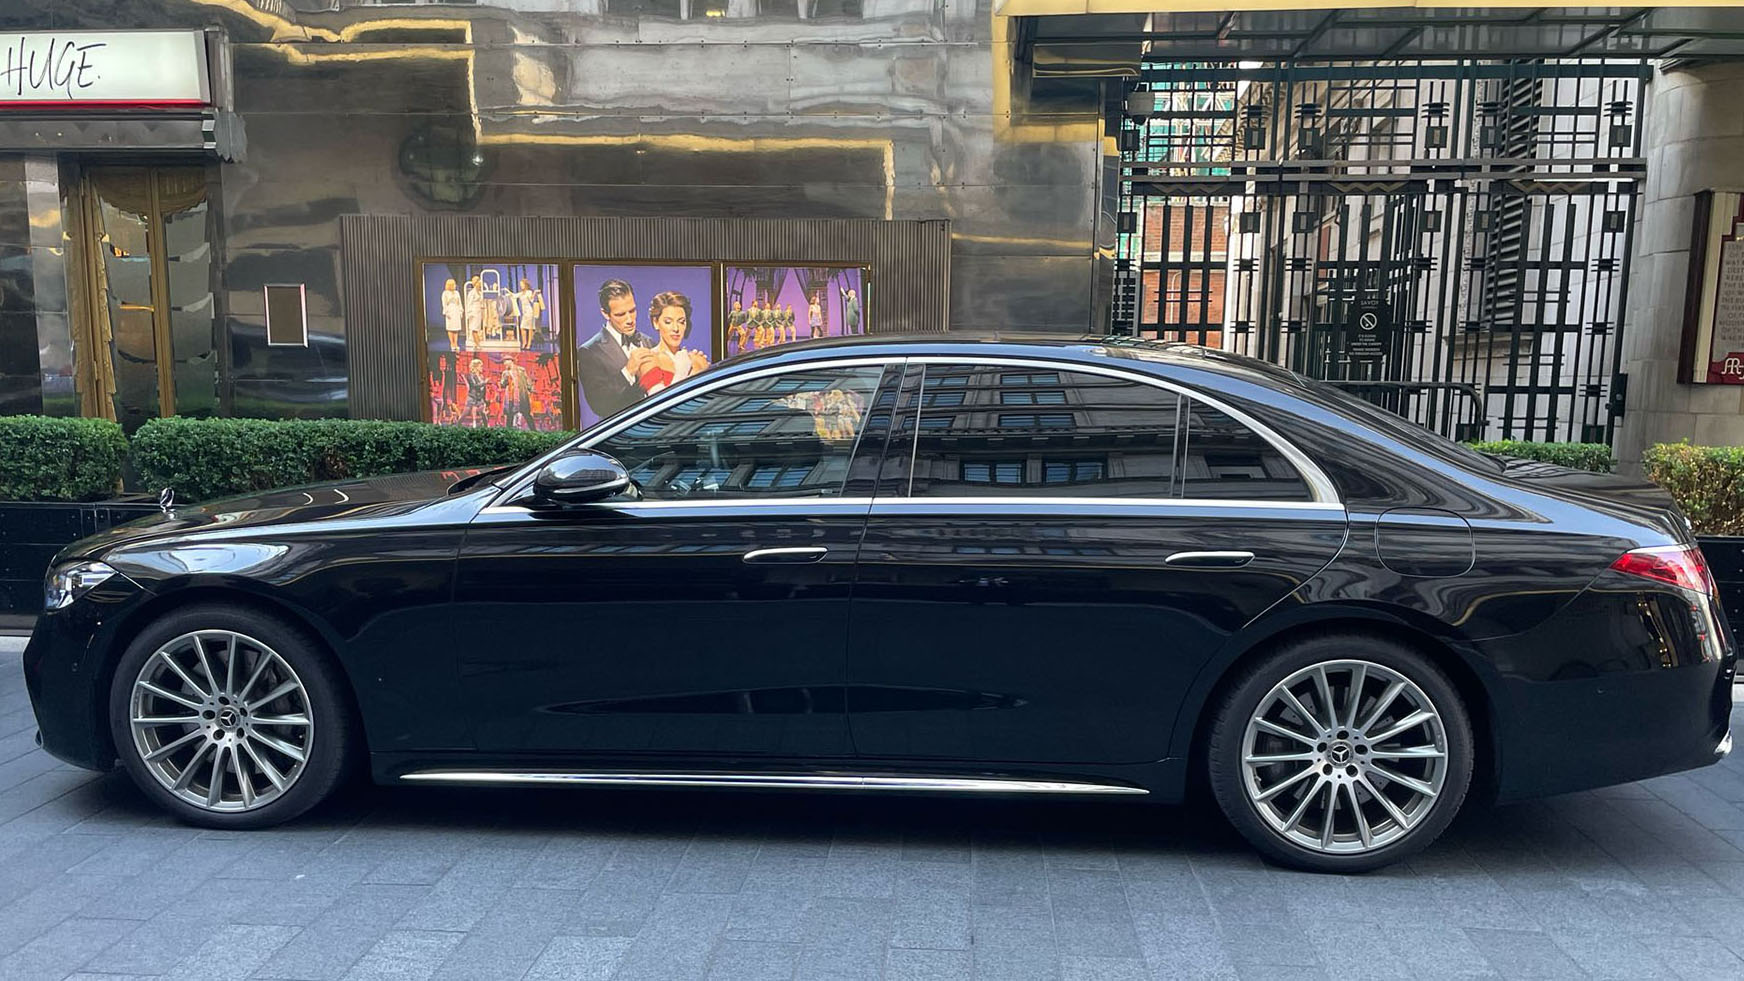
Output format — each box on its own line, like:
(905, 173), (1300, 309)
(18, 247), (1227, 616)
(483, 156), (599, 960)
(66, 165), (217, 430)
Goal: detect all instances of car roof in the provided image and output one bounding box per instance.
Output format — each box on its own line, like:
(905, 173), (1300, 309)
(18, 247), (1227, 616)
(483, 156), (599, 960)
(719, 335), (1511, 479)
(718, 333), (1315, 391)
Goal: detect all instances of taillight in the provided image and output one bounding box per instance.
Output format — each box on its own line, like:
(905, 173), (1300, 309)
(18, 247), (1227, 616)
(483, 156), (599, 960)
(1610, 544), (1716, 596)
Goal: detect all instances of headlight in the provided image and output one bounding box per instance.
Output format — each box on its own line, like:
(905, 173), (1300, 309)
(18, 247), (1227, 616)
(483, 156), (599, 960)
(44, 561), (118, 611)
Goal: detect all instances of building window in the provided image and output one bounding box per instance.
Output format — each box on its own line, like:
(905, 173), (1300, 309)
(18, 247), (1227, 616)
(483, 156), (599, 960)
(963, 460), (1026, 484)
(1042, 459), (1105, 484)
(1000, 389), (1068, 406)
(1180, 399), (1310, 501)
(997, 413), (1074, 429)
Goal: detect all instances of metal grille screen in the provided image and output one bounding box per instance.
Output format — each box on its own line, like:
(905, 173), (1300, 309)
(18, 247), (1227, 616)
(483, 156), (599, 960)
(1114, 61), (1645, 444)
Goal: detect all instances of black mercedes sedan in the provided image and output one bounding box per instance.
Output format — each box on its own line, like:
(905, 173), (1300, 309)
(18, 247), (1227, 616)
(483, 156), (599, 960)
(24, 338), (1734, 873)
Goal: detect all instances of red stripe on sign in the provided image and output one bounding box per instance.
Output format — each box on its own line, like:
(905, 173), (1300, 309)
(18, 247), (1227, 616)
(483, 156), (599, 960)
(0, 99), (209, 108)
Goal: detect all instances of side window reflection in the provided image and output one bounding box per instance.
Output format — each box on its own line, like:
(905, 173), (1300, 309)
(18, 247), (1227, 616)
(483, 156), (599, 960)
(1180, 400), (1310, 501)
(905, 366), (1178, 499)
(593, 366), (882, 500)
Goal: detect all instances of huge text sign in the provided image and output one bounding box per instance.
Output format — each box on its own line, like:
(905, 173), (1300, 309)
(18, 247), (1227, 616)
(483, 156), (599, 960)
(0, 31), (208, 107)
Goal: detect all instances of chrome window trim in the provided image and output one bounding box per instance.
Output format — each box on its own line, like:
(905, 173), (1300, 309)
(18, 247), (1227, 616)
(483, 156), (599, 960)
(484, 351), (1341, 512)
(477, 499), (875, 519)
(906, 362), (924, 499)
(863, 498), (1343, 514)
(478, 497), (1342, 518)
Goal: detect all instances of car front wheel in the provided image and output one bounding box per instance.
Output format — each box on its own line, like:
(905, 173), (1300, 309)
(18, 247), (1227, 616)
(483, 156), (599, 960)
(1207, 633), (1474, 873)
(108, 604), (354, 828)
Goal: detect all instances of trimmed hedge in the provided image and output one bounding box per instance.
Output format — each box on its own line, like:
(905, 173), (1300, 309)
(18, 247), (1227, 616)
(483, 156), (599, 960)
(132, 418), (573, 503)
(1643, 442), (1744, 537)
(1466, 439), (1615, 473)
(0, 416), (128, 502)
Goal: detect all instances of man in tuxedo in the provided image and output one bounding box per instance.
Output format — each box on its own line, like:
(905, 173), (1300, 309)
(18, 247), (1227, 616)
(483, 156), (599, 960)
(577, 279), (655, 419)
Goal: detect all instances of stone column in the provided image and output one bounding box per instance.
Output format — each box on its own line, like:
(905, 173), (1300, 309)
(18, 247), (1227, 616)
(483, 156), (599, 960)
(1616, 62), (1744, 472)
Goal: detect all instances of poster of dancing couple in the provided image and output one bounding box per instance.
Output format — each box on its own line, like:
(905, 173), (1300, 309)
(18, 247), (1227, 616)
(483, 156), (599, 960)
(572, 263), (716, 429)
(422, 261), (564, 430)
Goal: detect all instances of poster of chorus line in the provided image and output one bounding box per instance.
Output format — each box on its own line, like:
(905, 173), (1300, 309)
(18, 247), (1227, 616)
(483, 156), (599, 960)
(723, 265), (865, 358)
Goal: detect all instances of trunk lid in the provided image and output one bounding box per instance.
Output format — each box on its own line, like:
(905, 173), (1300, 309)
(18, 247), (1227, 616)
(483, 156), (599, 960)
(1488, 455), (1690, 543)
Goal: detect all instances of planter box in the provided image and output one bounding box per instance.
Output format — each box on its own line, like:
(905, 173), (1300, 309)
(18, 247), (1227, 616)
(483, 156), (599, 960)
(0, 498), (160, 622)
(1698, 536), (1744, 644)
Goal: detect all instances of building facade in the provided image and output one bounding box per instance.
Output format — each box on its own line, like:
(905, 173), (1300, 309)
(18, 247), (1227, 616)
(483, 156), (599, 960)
(6, 3), (1744, 468)
(0, 1), (1111, 432)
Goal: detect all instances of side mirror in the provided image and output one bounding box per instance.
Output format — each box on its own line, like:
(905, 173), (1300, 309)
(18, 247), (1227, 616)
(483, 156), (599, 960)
(530, 450), (631, 507)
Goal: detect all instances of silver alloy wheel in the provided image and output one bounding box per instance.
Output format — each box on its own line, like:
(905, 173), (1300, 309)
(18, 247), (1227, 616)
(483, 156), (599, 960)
(1239, 659), (1449, 855)
(128, 629), (313, 813)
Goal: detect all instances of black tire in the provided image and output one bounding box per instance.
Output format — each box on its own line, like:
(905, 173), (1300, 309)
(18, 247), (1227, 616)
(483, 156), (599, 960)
(108, 603), (356, 829)
(1206, 632), (1474, 874)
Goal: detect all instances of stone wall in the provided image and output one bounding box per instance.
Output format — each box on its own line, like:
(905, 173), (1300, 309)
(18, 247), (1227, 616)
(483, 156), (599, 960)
(1616, 62), (1744, 471)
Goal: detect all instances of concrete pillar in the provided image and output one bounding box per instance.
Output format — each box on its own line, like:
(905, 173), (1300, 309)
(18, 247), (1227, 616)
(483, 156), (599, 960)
(1616, 62), (1744, 472)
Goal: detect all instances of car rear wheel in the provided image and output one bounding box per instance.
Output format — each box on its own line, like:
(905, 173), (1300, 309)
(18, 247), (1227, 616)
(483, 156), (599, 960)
(109, 604), (354, 829)
(1207, 633), (1474, 873)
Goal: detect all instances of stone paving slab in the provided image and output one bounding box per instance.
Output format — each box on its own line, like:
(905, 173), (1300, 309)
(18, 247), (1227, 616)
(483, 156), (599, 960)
(3, 635), (1744, 979)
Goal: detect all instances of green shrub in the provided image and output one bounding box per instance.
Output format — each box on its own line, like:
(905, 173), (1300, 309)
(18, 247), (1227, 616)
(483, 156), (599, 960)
(132, 418), (573, 503)
(1643, 441), (1744, 536)
(1465, 440), (1615, 473)
(0, 416), (128, 502)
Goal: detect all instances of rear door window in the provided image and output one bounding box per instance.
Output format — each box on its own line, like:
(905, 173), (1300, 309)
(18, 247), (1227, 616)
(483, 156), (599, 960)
(902, 365), (1179, 498)
(1179, 398), (1311, 501)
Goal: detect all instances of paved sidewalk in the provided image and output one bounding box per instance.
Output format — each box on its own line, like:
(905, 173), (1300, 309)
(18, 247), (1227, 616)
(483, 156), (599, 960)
(3, 637), (1744, 979)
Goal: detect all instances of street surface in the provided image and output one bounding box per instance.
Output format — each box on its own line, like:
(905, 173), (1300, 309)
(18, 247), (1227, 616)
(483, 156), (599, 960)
(0, 636), (1743, 979)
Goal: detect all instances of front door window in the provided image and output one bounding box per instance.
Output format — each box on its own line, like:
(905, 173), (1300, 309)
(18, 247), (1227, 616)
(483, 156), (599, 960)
(591, 365), (884, 500)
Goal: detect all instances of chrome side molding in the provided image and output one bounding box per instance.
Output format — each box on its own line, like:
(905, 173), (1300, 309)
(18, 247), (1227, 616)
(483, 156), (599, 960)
(398, 770), (1149, 796)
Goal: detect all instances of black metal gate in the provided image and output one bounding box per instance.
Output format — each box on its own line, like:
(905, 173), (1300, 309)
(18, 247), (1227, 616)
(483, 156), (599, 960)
(1113, 60), (1648, 444)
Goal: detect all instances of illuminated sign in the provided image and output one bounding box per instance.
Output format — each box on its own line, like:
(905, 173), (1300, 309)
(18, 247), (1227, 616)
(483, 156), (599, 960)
(0, 31), (209, 108)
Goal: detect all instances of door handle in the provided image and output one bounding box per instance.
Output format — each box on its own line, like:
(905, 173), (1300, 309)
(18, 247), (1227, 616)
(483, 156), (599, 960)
(1164, 550), (1255, 569)
(743, 546), (829, 564)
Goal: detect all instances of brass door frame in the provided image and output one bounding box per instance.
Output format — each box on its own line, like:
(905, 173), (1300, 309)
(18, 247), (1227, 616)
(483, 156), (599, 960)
(64, 171), (113, 421)
(67, 163), (209, 421)
(142, 173), (177, 417)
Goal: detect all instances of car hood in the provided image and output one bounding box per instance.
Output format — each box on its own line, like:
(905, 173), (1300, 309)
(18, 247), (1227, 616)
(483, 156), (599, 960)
(61, 469), (488, 563)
